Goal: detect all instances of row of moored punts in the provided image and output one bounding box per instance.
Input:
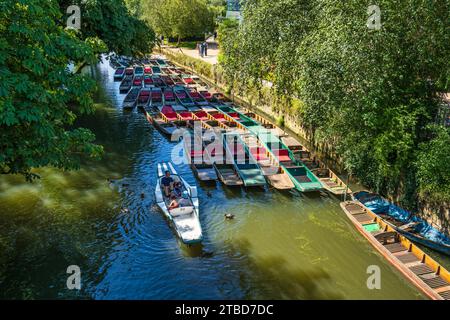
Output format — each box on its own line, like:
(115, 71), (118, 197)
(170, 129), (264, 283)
(111, 56), (450, 299)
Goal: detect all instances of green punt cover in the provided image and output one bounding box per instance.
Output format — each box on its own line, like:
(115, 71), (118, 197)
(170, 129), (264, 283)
(236, 163), (267, 187)
(283, 165), (322, 192)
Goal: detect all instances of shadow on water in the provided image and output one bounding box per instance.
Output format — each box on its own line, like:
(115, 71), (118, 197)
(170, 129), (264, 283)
(223, 238), (342, 300)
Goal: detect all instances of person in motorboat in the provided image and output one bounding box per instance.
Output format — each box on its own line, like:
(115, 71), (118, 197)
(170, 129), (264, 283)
(169, 191), (191, 210)
(161, 170), (174, 197)
(173, 181), (183, 196)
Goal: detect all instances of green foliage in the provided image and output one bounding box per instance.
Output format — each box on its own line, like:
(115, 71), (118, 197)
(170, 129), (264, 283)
(219, 0), (450, 204)
(0, 0), (103, 179)
(415, 126), (450, 203)
(142, 0), (215, 42)
(162, 49), (214, 79)
(60, 0), (156, 56)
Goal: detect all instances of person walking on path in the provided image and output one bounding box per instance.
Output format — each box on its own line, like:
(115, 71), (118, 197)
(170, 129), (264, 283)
(203, 41), (208, 57)
(199, 42), (204, 58)
(196, 42), (201, 57)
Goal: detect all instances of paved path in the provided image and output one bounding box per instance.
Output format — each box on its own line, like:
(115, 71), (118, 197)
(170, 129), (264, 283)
(163, 39), (219, 65)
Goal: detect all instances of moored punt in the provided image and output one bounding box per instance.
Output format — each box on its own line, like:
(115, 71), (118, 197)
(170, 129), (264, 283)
(159, 105), (179, 123)
(143, 75), (154, 88)
(161, 75), (174, 86)
(174, 87), (195, 107)
(163, 89), (177, 105)
(223, 133), (267, 188)
(152, 75), (165, 87)
(199, 90), (213, 102)
(150, 88), (163, 108)
(136, 88), (151, 110)
(177, 111), (194, 122)
(124, 67), (134, 77)
(134, 66), (144, 77)
(352, 191), (450, 256)
(188, 89), (208, 105)
(156, 59), (168, 67)
(183, 135), (218, 182)
(201, 132), (244, 187)
(119, 76), (133, 94)
(182, 75), (195, 86)
(144, 65), (152, 75)
(147, 111), (178, 136)
(241, 133), (295, 190)
(280, 135), (351, 194)
(132, 75), (143, 88)
(151, 66), (162, 75)
(122, 87), (140, 110)
(113, 67), (125, 81)
(340, 201), (450, 300)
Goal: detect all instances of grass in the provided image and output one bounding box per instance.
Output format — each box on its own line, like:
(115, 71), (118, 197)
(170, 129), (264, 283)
(166, 40), (199, 50)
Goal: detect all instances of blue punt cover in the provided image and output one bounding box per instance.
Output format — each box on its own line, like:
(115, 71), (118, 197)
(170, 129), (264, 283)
(354, 191), (450, 248)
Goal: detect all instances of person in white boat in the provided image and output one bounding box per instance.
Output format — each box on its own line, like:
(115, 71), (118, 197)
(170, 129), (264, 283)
(169, 191), (191, 210)
(161, 171), (174, 197)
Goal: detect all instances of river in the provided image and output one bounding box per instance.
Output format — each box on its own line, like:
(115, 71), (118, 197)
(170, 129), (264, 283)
(1, 60), (448, 299)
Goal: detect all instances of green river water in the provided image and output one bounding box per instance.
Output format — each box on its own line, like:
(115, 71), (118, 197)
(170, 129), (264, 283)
(1, 61), (448, 299)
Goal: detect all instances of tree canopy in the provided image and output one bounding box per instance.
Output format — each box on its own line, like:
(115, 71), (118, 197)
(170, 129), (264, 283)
(218, 0), (450, 206)
(142, 0), (215, 42)
(1, 0), (156, 180)
(59, 0), (156, 57)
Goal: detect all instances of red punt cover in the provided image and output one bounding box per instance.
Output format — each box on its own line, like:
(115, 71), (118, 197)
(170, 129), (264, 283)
(184, 78), (193, 84)
(250, 147), (269, 161)
(228, 112), (240, 119)
(161, 105), (174, 114)
(273, 149), (291, 162)
(179, 112), (193, 120)
(144, 67), (152, 74)
(194, 111), (208, 120)
(164, 112), (178, 121)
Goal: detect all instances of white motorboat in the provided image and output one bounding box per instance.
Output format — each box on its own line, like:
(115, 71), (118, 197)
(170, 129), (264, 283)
(155, 162), (203, 244)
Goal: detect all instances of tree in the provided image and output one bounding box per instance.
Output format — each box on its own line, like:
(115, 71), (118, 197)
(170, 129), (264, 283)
(416, 126), (450, 203)
(142, 0), (215, 44)
(219, 0), (450, 206)
(0, 0), (102, 180)
(59, 0), (156, 57)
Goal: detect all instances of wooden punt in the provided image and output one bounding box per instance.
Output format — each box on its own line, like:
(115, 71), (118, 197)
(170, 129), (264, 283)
(340, 201), (450, 300)
(280, 135), (351, 195)
(119, 76), (133, 94)
(223, 132), (267, 188)
(136, 88), (151, 110)
(122, 87), (140, 110)
(114, 67), (125, 81)
(312, 168), (352, 195)
(201, 133), (243, 187)
(183, 136), (217, 182)
(149, 88), (164, 109)
(188, 88), (208, 105)
(352, 191), (450, 256)
(241, 133), (294, 190)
